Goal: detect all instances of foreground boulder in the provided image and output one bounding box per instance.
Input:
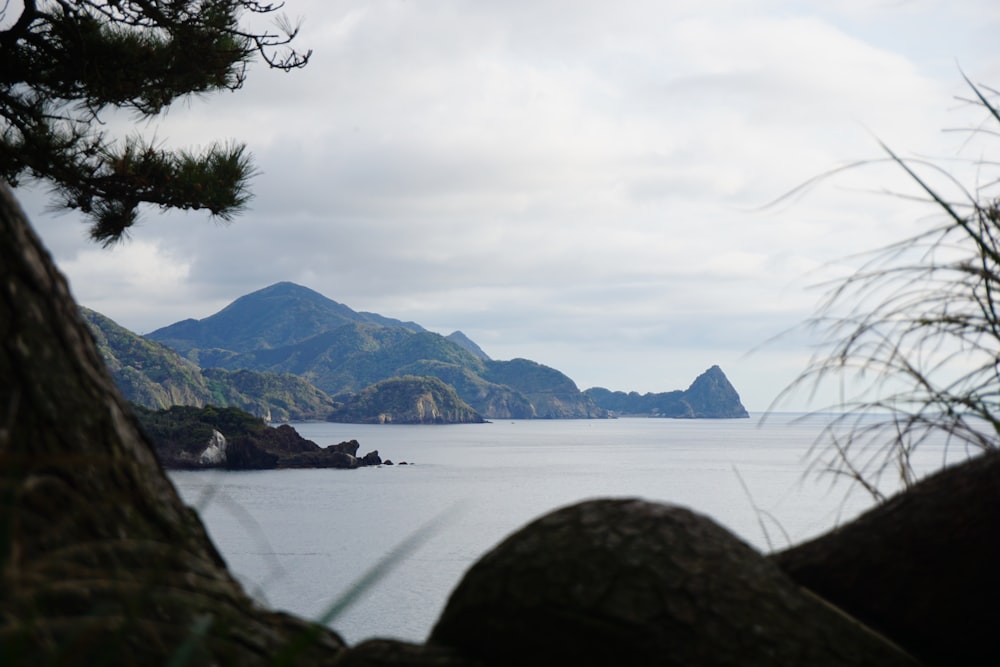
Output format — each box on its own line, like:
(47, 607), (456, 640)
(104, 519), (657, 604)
(429, 498), (917, 667)
(772, 449), (1000, 667)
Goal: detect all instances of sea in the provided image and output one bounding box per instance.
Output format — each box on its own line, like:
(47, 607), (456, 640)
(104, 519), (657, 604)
(168, 413), (966, 645)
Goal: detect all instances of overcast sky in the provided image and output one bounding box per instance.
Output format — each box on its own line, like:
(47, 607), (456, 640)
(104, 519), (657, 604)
(17, 0), (1000, 411)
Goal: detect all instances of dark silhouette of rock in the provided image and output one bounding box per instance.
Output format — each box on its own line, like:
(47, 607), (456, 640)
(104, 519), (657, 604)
(225, 437), (279, 469)
(281, 449), (357, 469)
(1, 180), (346, 665)
(329, 439), (361, 456)
(334, 639), (480, 666)
(430, 499), (917, 667)
(772, 449), (1000, 667)
(135, 404), (387, 470)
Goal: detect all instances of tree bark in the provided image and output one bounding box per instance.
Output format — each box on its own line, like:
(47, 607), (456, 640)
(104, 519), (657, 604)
(771, 449), (1000, 667)
(0, 181), (345, 666)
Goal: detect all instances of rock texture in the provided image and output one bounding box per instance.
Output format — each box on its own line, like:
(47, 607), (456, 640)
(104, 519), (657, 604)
(0, 180), (346, 666)
(772, 449), (1000, 667)
(430, 499), (916, 667)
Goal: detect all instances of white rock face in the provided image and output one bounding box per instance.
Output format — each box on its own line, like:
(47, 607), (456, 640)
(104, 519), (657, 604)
(199, 429), (227, 465)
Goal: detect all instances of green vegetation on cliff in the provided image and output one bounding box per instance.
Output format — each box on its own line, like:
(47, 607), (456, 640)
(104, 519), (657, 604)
(83, 307), (339, 420)
(328, 375), (485, 424)
(94, 283), (746, 422)
(146, 283), (610, 419)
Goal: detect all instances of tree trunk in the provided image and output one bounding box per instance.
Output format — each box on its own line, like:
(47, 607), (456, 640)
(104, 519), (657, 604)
(0, 182), (345, 666)
(771, 449), (1000, 667)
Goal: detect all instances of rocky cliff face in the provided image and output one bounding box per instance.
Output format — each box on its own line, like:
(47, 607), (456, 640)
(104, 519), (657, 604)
(328, 376), (485, 424)
(680, 365), (749, 418)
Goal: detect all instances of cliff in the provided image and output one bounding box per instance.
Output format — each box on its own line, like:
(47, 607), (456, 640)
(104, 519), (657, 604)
(328, 376), (486, 424)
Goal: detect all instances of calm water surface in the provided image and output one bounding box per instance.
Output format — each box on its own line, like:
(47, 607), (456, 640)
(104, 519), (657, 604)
(169, 414), (958, 644)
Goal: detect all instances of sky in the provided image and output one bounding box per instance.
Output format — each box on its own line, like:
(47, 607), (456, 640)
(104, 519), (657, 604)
(15, 0), (1000, 412)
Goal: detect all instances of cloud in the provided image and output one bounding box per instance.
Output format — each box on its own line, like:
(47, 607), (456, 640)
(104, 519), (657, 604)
(18, 0), (1000, 410)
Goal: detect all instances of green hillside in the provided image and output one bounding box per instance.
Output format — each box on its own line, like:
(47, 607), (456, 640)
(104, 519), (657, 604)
(91, 283), (748, 421)
(143, 283), (606, 419)
(147, 281), (423, 354)
(328, 376), (485, 424)
(82, 307), (339, 421)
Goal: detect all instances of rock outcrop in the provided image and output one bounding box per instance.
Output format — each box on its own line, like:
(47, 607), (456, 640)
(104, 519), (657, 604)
(135, 405), (383, 470)
(427, 498), (916, 667)
(771, 448), (1000, 666)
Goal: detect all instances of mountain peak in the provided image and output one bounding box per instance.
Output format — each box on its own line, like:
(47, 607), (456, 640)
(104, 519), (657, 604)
(684, 365), (749, 418)
(148, 282), (423, 353)
(446, 331), (491, 361)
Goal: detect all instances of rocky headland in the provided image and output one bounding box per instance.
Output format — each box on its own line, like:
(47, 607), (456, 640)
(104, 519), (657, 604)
(134, 404), (383, 470)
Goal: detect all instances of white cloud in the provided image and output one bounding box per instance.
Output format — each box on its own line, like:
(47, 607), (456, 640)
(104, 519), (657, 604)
(17, 0), (1000, 410)
(57, 239), (202, 333)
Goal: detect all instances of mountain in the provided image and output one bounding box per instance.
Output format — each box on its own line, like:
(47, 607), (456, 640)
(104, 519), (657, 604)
(483, 358), (608, 419)
(584, 365), (749, 418)
(82, 307), (339, 421)
(446, 330), (491, 360)
(96, 282), (749, 421)
(147, 281), (425, 354)
(145, 283), (606, 420)
(328, 376), (485, 424)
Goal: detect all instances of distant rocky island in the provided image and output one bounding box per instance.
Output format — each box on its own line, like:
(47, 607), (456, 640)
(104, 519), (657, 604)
(83, 282), (749, 423)
(585, 365), (749, 418)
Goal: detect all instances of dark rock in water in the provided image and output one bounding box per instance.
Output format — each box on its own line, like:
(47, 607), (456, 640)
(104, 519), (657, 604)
(281, 449), (358, 469)
(134, 404), (388, 470)
(329, 439), (361, 456)
(384, 460), (394, 466)
(268, 424), (327, 454)
(224, 437), (279, 470)
(430, 498), (917, 667)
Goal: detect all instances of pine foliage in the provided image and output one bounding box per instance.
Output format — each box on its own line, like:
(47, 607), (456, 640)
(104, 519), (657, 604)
(0, 0), (309, 243)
